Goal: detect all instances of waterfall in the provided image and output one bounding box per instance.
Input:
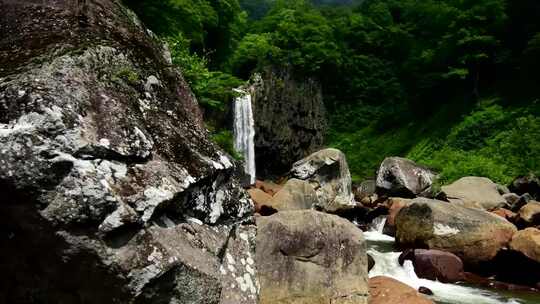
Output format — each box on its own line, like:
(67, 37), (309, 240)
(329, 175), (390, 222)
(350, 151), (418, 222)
(233, 88), (256, 184)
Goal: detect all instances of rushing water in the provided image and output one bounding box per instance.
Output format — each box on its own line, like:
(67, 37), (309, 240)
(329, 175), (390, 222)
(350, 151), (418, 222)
(365, 217), (539, 304)
(233, 88), (256, 184)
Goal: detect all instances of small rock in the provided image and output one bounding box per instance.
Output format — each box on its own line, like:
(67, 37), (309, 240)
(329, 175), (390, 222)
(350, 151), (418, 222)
(418, 286), (434, 296)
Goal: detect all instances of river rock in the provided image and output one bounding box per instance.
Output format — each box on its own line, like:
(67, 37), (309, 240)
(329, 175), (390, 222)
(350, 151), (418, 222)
(409, 249), (464, 283)
(384, 197), (412, 235)
(264, 178), (318, 211)
(441, 176), (507, 210)
(290, 148), (355, 212)
(0, 0), (255, 302)
(369, 276), (434, 304)
(256, 210), (369, 304)
(510, 174), (540, 200)
(376, 157), (437, 198)
(491, 208), (518, 222)
(510, 228), (540, 263)
(251, 67), (327, 178)
(395, 198), (517, 264)
(518, 201), (540, 226)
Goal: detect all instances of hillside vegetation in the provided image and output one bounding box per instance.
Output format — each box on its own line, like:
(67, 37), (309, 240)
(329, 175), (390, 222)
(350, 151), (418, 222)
(124, 0), (540, 184)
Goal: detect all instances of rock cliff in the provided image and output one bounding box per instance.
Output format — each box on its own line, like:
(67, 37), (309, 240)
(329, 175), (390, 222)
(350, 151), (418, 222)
(0, 0), (255, 303)
(251, 67), (327, 178)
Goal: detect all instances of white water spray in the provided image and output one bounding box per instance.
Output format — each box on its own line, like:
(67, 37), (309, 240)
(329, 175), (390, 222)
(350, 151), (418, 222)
(364, 217), (522, 304)
(233, 88), (256, 184)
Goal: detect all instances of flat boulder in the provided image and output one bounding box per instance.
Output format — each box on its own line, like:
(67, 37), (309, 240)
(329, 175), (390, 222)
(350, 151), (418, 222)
(369, 276), (434, 304)
(265, 178), (318, 211)
(376, 157), (437, 198)
(510, 228), (540, 263)
(395, 198), (517, 264)
(256, 210), (369, 304)
(290, 148), (355, 212)
(441, 177), (507, 210)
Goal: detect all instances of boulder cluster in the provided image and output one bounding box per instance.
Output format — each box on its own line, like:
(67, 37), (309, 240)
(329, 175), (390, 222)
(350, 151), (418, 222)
(252, 154), (540, 301)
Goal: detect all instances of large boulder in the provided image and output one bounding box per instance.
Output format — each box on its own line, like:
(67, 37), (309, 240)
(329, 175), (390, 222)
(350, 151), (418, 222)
(290, 148), (355, 212)
(401, 249), (464, 283)
(376, 157), (437, 198)
(441, 177), (507, 210)
(0, 0), (255, 303)
(510, 228), (540, 263)
(251, 67), (327, 177)
(369, 276), (434, 304)
(264, 178), (318, 211)
(256, 210), (369, 304)
(395, 198), (517, 264)
(518, 201), (540, 226)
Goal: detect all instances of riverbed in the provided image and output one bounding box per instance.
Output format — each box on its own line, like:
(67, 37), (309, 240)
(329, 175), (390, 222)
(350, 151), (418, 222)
(365, 219), (540, 304)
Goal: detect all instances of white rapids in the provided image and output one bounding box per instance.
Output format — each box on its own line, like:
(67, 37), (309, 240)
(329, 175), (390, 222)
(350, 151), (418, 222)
(233, 88), (256, 184)
(365, 216), (522, 304)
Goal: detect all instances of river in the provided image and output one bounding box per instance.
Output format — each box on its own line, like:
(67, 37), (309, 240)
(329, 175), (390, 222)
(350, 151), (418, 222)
(365, 217), (540, 304)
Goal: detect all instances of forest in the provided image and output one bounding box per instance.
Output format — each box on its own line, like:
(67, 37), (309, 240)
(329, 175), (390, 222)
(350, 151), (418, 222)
(123, 0), (540, 185)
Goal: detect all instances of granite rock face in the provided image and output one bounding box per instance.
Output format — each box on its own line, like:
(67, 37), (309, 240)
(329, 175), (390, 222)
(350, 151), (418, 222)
(0, 0), (255, 303)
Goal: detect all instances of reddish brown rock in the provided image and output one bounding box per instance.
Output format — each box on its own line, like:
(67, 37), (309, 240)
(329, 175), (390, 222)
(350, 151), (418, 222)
(491, 208), (518, 222)
(369, 276), (434, 304)
(411, 249), (464, 283)
(385, 197), (412, 235)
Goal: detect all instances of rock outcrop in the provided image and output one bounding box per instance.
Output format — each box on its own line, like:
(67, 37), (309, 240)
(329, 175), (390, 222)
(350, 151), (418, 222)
(251, 67), (327, 178)
(290, 148), (355, 212)
(441, 176), (507, 210)
(395, 198), (517, 264)
(0, 0), (255, 303)
(369, 276), (434, 304)
(376, 157), (437, 198)
(256, 210), (369, 304)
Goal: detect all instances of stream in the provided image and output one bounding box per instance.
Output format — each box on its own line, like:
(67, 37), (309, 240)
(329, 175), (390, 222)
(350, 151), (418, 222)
(365, 217), (540, 304)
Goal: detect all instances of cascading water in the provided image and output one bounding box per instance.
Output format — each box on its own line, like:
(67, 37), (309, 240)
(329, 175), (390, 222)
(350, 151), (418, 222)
(364, 217), (524, 304)
(233, 88), (256, 184)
